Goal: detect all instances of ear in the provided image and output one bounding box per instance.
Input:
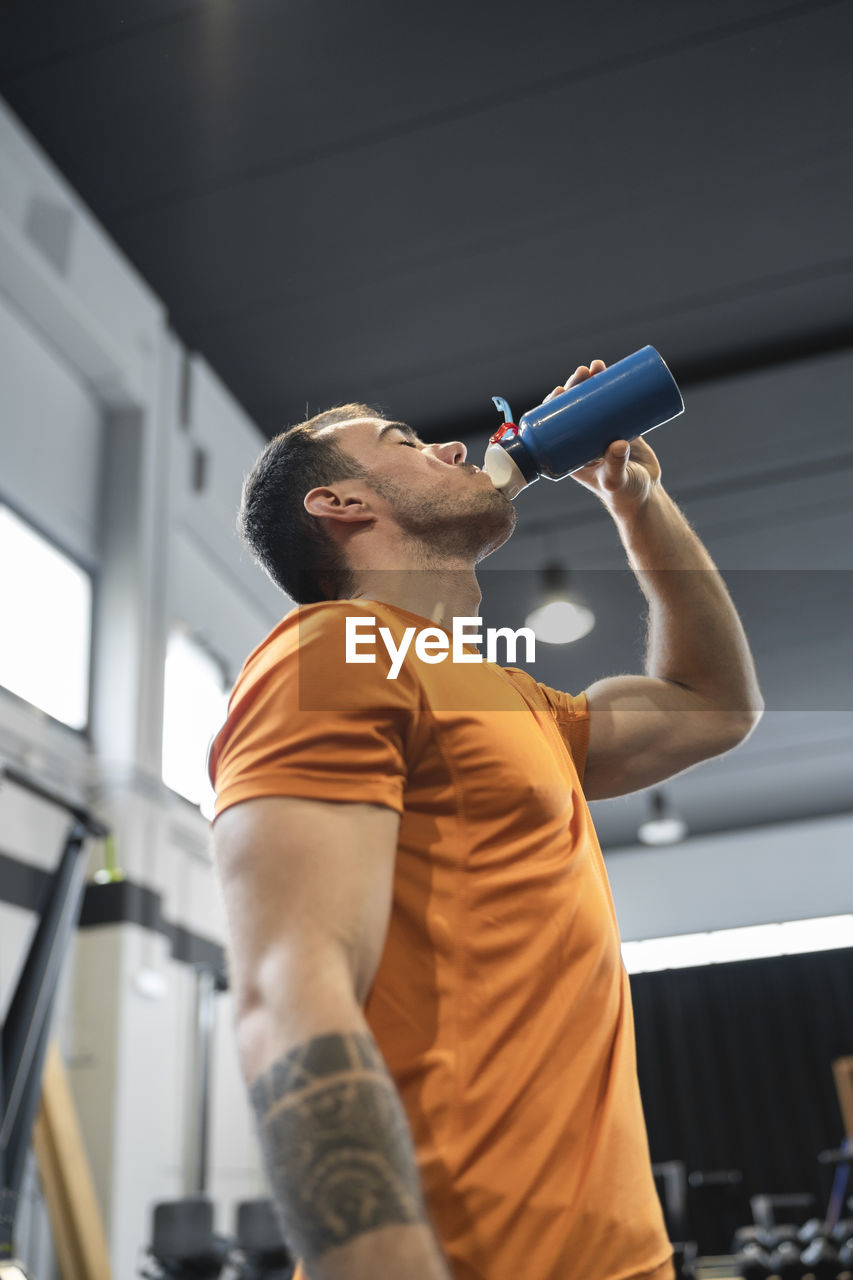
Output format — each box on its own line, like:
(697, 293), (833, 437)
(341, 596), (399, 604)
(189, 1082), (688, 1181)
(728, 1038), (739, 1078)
(304, 485), (374, 525)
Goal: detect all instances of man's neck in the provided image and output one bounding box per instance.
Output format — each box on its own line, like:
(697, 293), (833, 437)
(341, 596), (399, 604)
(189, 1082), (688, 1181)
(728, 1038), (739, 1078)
(348, 566), (482, 631)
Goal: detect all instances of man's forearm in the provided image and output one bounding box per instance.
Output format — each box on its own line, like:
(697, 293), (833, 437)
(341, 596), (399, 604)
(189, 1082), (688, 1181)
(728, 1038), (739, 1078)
(613, 486), (763, 718)
(249, 1028), (452, 1280)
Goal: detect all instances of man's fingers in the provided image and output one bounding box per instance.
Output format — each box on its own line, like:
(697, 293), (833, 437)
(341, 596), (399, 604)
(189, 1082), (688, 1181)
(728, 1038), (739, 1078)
(602, 440), (630, 488)
(563, 359), (606, 388)
(545, 359), (607, 405)
(564, 364), (591, 387)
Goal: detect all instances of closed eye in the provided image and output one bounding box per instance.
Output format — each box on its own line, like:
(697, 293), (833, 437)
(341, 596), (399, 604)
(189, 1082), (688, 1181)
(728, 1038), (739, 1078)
(400, 440), (418, 448)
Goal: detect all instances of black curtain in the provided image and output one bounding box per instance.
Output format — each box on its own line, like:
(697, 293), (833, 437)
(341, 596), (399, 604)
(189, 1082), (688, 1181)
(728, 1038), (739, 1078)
(631, 947), (853, 1201)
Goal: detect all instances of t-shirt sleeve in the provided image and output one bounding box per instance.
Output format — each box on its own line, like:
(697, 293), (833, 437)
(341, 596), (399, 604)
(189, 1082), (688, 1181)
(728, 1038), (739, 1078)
(502, 667), (591, 783)
(535, 684), (591, 783)
(209, 607), (418, 820)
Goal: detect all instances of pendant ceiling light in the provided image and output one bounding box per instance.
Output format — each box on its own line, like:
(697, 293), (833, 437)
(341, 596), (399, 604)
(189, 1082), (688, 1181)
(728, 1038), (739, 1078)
(524, 563), (595, 646)
(637, 789), (688, 846)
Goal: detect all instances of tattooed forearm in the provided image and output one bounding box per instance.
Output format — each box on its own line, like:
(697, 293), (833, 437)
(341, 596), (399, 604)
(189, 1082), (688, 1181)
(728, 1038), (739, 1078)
(249, 1031), (431, 1268)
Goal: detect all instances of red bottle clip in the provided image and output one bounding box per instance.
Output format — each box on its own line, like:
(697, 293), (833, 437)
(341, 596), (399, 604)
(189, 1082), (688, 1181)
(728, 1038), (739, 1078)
(489, 421), (518, 445)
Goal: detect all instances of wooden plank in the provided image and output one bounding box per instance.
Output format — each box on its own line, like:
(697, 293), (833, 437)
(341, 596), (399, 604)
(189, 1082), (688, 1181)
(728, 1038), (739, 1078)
(833, 1055), (853, 1139)
(31, 1041), (114, 1280)
(32, 1106), (81, 1280)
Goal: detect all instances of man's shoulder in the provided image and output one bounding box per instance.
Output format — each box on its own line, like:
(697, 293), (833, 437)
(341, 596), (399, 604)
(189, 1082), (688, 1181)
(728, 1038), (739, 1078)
(498, 664), (547, 701)
(245, 599), (378, 666)
(233, 599), (418, 708)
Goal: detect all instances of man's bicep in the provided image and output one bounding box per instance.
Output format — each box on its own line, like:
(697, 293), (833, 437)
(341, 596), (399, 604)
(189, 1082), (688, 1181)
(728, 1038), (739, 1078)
(583, 674), (749, 801)
(213, 795), (401, 1014)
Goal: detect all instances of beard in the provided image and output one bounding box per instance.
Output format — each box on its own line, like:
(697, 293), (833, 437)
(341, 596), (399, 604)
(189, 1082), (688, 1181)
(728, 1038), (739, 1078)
(367, 469), (517, 564)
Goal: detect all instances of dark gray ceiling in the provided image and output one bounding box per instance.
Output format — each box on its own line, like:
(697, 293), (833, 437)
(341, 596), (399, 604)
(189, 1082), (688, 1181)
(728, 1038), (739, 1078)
(1, 0), (851, 850)
(1, 0), (851, 441)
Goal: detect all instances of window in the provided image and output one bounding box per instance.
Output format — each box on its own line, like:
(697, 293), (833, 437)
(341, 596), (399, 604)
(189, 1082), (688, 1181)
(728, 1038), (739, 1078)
(0, 504), (92, 730)
(162, 628), (229, 817)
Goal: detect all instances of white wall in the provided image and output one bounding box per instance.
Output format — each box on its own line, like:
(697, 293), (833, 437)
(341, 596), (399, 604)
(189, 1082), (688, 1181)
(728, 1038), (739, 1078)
(168, 352), (289, 681)
(608, 811), (853, 943)
(0, 287), (102, 566)
(0, 93), (285, 1280)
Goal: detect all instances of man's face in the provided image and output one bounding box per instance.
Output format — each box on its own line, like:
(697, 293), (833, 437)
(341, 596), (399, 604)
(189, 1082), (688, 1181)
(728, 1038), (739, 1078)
(319, 417), (517, 562)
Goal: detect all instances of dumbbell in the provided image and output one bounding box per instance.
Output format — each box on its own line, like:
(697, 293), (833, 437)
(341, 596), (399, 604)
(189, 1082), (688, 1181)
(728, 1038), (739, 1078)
(797, 1219), (827, 1247)
(767, 1238), (805, 1280)
(733, 1241), (775, 1279)
(799, 1236), (840, 1278)
(837, 1235), (853, 1279)
(733, 1226), (776, 1252)
(234, 1199), (292, 1279)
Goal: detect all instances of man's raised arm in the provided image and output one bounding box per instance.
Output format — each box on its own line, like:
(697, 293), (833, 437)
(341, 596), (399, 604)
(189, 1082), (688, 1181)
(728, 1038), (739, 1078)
(213, 795), (452, 1280)
(548, 361), (764, 801)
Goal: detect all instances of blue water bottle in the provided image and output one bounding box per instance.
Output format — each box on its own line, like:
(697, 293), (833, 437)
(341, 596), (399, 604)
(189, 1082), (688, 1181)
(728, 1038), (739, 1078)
(483, 345), (684, 498)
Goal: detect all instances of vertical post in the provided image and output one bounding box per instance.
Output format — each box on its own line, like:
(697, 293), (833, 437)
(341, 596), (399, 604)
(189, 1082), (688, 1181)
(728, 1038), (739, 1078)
(91, 405), (169, 776)
(0, 1051), (6, 1255)
(184, 966), (217, 1197)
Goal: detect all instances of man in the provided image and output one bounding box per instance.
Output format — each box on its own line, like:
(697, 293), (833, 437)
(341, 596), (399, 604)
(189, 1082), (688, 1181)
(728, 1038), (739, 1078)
(209, 360), (764, 1280)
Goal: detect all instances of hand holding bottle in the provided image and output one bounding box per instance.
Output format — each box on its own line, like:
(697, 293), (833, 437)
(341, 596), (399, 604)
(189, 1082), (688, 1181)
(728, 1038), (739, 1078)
(483, 345), (683, 499)
(546, 360), (663, 518)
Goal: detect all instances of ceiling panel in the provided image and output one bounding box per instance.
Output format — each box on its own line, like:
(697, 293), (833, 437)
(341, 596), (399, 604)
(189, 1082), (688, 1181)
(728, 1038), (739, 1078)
(1, 0), (850, 438)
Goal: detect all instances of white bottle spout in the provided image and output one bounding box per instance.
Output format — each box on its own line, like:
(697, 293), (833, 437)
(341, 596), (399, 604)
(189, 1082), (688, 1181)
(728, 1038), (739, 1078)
(483, 442), (529, 499)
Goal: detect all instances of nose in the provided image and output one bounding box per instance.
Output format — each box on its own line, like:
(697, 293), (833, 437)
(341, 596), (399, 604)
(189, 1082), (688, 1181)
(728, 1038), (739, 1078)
(432, 440), (467, 465)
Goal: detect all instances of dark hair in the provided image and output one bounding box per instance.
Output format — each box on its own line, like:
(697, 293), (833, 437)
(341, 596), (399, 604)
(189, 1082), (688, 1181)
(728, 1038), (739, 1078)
(238, 404), (381, 604)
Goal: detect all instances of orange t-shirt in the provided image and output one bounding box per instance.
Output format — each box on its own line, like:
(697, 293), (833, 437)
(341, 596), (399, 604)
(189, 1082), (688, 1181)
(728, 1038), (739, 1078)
(210, 600), (674, 1280)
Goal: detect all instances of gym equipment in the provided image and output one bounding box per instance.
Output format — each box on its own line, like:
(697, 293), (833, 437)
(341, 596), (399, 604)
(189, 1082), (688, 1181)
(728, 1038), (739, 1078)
(750, 1194), (816, 1230)
(689, 1175), (853, 1280)
(721, 1143), (853, 1280)
(766, 1237), (803, 1279)
(0, 763), (108, 1278)
(799, 1235), (841, 1277)
(797, 1217), (827, 1246)
(653, 1160), (690, 1242)
(141, 1198), (295, 1279)
(140, 962), (229, 1278)
(819, 1142), (853, 1236)
(140, 1198), (229, 1279)
(233, 1200), (293, 1279)
(651, 1160), (698, 1280)
(727, 1192), (811, 1276)
(690, 1262), (747, 1280)
(838, 1235), (853, 1275)
(689, 1169), (745, 1257)
(733, 1226), (776, 1251)
(731, 1239), (774, 1279)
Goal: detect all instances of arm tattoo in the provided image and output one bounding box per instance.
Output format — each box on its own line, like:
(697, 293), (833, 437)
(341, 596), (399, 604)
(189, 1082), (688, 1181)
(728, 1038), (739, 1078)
(249, 1031), (430, 1266)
